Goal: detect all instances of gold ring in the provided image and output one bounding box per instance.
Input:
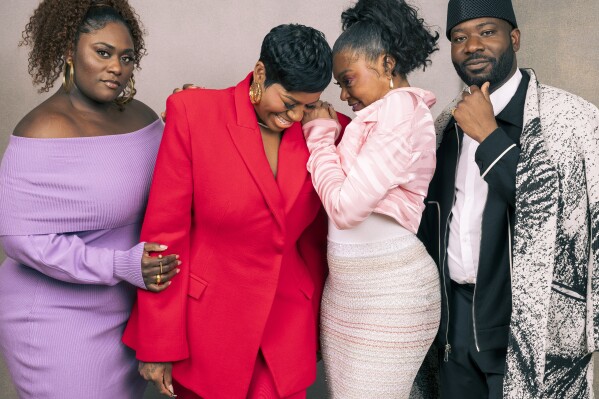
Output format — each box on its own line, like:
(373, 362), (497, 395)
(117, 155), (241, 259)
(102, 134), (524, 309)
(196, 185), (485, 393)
(156, 274), (161, 284)
(159, 261), (163, 275)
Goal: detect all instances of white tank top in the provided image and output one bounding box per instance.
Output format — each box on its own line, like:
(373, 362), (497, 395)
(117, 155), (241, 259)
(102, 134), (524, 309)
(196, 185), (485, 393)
(328, 212), (412, 244)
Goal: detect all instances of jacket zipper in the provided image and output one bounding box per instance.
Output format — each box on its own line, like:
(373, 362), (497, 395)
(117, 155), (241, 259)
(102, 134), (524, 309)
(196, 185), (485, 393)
(442, 124), (462, 362)
(472, 272), (481, 351)
(472, 169), (514, 353)
(472, 193), (488, 353)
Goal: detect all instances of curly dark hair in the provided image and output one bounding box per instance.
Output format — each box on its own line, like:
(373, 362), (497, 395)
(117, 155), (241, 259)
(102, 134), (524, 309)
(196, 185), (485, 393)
(259, 24), (332, 93)
(20, 0), (146, 93)
(333, 0), (439, 77)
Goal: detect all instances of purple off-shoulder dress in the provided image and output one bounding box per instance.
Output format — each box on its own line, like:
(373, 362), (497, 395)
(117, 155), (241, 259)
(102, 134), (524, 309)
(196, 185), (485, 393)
(0, 120), (162, 398)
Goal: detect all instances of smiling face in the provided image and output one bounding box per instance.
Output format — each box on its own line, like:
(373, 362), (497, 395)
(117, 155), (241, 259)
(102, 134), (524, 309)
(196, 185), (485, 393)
(333, 51), (393, 113)
(450, 17), (520, 91)
(68, 21), (135, 104)
(252, 62), (322, 132)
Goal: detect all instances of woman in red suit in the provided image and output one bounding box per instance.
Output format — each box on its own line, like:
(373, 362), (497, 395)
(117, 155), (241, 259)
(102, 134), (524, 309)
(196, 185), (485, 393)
(123, 24), (350, 399)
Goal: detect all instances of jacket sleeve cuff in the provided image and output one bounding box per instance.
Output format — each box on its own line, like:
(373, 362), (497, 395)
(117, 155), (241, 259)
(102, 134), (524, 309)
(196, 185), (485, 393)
(475, 127), (518, 178)
(113, 242), (146, 289)
(302, 119), (340, 152)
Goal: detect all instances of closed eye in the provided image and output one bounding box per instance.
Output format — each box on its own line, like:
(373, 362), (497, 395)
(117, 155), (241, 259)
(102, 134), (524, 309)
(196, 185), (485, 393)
(335, 79), (352, 88)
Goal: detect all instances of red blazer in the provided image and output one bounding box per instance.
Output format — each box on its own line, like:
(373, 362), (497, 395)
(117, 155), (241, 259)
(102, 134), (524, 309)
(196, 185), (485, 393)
(123, 74), (350, 398)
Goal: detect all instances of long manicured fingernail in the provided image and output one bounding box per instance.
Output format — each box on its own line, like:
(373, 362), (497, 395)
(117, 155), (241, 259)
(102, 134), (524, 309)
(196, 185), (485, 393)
(159, 245), (168, 249)
(177, 261), (182, 266)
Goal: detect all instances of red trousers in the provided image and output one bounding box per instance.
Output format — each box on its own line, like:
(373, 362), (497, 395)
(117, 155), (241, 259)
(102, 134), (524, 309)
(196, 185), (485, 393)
(172, 352), (307, 399)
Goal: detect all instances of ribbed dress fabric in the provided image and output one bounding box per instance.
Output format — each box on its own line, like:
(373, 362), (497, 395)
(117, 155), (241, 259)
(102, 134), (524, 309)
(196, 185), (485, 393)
(0, 120), (162, 398)
(303, 88), (441, 398)
(323, 231), (440, 398)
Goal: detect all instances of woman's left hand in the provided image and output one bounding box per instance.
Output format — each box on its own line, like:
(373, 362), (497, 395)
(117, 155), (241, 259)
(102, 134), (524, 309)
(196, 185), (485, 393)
(302, 101), (338, 125)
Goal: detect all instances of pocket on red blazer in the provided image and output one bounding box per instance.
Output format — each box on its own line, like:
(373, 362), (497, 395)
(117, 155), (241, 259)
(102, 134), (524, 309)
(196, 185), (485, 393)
(188, 273), (209, 300)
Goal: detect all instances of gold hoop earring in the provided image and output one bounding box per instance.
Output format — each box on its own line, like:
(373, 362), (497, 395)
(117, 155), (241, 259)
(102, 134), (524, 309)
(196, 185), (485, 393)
(114, 75), (136, 107)
(62, 60), (74, 92)
(249, 81), (262, 104)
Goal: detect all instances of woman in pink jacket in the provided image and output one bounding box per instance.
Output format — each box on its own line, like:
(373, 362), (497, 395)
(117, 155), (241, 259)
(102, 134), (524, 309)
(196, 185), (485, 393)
(301, 0), (441, 397)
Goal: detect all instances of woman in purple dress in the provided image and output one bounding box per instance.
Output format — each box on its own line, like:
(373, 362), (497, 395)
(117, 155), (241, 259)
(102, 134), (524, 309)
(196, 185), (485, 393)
(0, 1), (179, 397)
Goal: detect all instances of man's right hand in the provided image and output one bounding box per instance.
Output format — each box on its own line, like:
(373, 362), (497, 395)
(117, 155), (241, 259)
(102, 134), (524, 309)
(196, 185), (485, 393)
(139, 361), (176, 397)
(453, 82), (498, 143)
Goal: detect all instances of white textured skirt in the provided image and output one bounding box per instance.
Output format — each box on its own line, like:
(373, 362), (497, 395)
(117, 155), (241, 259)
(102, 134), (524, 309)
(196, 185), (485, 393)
(321, 234), (440, 398)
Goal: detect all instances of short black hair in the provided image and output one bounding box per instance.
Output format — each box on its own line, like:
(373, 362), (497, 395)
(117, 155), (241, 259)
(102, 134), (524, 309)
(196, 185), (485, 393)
(333, 0), (439, 77)
(259, 24), (332, 93)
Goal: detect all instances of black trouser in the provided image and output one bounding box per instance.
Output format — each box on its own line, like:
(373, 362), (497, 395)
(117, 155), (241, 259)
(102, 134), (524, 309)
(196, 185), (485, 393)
(439, 281), (507, 399)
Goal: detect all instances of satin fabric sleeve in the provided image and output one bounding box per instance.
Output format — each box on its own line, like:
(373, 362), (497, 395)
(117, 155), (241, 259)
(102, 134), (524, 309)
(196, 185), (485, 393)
(0, 234), (145, 287)
(123, 94), (194, 362)
(303, 92), (425, 230)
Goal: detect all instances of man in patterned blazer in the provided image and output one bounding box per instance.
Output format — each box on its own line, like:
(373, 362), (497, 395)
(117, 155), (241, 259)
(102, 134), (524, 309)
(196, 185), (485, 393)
(418, 0), (599, 397)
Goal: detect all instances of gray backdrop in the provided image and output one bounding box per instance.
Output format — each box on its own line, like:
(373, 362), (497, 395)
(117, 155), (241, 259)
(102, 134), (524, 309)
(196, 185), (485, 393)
(0, 0), (597, 398)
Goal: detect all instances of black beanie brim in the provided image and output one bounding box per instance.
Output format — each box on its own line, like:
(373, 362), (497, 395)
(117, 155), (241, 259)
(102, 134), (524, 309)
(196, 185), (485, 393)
(446, 0), (517, 39)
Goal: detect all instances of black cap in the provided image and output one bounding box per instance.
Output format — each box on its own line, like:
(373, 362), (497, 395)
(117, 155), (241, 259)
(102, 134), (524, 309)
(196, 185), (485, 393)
(446, 0), (518, 39)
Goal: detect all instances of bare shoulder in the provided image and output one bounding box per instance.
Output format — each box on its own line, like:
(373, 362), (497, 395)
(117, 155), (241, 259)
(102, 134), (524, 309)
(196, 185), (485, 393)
(13, 98), (159, 138)
(12, 99), (79, 138)
(125, 99), (159, 126)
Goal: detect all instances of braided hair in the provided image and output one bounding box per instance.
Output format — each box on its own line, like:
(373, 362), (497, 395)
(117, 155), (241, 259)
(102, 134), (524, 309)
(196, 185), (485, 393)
(20, 0), (146, 92)
(259, 24), (333, 93)
(333, 0), (439, 77)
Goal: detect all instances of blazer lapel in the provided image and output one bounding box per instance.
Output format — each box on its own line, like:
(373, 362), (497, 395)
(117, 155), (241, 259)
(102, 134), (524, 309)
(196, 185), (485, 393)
(505, 68), (559, 397)
(277, 122), (311, 214)
(228, 74), (286, 229)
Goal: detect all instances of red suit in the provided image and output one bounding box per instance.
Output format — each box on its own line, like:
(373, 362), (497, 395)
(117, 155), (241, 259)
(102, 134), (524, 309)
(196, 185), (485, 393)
(123, 74), (350, 398)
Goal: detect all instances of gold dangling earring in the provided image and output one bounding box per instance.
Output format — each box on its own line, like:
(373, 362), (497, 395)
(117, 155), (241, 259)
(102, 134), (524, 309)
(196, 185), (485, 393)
(62, 60), (75, 92)
(389, 77), (394, 90)
(249, 81), (262, 104)
(114, 75), (136, 107)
